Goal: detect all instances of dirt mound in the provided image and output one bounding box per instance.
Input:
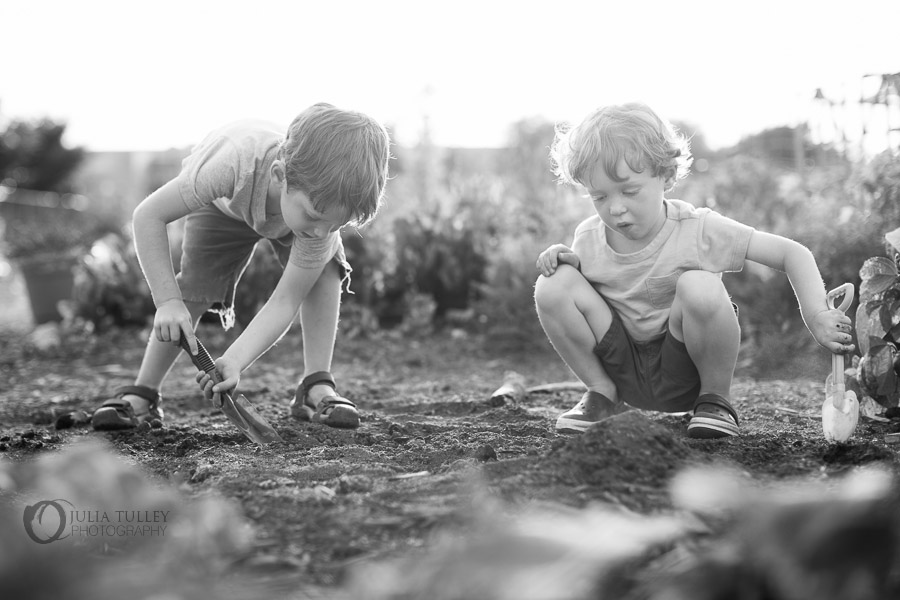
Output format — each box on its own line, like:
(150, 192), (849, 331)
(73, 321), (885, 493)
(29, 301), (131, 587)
(544, 411), (695, 488)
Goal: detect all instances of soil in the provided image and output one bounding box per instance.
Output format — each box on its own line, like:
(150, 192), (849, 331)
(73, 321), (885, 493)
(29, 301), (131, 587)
(2, 323), (900, 598)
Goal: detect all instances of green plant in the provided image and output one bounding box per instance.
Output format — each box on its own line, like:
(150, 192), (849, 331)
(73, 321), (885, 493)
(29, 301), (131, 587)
(854, 236), (900, 407)
(71, 231), (155, 331)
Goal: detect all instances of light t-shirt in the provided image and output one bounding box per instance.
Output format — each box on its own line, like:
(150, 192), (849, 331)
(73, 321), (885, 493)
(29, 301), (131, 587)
(176, 120), (340, 270)
(572, 198), (755, 341)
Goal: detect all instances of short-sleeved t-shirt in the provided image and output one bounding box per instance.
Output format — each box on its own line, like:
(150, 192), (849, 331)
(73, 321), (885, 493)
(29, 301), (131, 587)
(176, 120), (340, 270)
(572, 198), (755, 341)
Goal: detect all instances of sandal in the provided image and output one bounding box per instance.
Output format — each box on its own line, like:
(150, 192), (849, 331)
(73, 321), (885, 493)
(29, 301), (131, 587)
(91, 385), (163, 431)
(687, 393), (740, 439)
(290, 371), (359, 429)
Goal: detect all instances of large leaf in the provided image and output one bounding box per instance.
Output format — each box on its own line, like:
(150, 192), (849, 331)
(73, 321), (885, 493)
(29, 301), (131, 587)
(861, 273), (900, 300)
(859, 256), (898, 281)
(859, 257), (900, 305)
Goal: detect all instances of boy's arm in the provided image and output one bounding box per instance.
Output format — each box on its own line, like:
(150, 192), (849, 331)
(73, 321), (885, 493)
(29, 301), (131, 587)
(131, 179), (199, 353)
(745, 230), (855, 354)
(209, 262), (324, 394)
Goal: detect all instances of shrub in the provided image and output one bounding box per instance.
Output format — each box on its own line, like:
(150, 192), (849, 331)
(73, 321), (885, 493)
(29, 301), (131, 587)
(71, 231), (154, 331)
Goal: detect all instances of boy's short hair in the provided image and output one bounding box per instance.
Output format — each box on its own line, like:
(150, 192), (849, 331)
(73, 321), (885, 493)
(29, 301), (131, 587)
(280, 103), (390, 226)
(550, 102), (692, 190)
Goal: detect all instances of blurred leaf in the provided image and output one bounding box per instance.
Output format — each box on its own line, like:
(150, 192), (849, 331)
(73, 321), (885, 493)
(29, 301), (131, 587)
(881, 304), (894, 334)
(856, 303), (884, 354)
(891, 298), (900, 328)
(870, 336), (888, 349)
(859, 342), (900, 407)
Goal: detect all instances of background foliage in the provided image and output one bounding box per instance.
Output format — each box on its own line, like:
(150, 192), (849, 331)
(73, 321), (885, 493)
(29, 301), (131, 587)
(3, 110), (900, 376)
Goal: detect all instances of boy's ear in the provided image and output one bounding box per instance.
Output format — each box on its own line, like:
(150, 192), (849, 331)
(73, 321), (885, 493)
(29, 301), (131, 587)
(662, 166), (677, 190)
(271, 160), (286, 183)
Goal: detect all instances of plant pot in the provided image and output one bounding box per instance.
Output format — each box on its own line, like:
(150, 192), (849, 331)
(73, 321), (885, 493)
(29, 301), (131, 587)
(17, 253), (78, 324)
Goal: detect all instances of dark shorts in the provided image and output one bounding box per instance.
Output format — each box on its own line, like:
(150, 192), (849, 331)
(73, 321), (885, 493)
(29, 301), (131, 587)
(594, 308), (701, 413)
(176, 204), (350, 328)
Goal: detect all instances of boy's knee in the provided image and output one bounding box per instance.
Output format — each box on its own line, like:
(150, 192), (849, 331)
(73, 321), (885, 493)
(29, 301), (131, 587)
(675, 271), (730, 315)
(534, 265), (581, 309)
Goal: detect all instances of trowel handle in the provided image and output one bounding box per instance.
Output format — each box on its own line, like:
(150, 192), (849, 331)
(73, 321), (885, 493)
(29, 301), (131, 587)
(826, 284), (853, 401)
(178, 335), (228, 407)
(832, 352), (845, 396)
(826, 283), (854, 313)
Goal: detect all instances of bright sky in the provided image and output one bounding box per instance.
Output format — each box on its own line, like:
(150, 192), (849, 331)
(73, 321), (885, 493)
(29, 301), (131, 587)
(3, 0), (898, 152)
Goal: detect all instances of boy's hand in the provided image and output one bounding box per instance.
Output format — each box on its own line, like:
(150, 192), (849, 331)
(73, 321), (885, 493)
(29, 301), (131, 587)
(810, 309), (856, 355)
(536, 244), (580, 277)
(153, 298), (198, 354)
(195, 356), (241, 405)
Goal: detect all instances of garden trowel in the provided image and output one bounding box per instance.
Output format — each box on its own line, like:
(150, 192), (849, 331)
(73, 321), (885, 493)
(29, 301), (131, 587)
(822, 283), (858, 443)
(179, 336), (283, 446)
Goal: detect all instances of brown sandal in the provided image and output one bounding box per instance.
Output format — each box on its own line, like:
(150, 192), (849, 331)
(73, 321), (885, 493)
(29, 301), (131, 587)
(290, 371), (359, 429)
(91, 385), (163, 430)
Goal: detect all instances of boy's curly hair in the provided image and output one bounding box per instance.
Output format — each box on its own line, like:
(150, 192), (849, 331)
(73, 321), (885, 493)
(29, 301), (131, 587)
(280, 103), (390, 226)
(550, 102), (692, 191)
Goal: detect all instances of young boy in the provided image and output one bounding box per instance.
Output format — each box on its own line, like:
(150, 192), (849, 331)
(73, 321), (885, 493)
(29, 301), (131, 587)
(91, 103), (390, 432)
(534, 102), (854, 438)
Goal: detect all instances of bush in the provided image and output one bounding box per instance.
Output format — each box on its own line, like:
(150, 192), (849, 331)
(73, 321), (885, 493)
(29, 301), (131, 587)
(71, 231), (154, 331)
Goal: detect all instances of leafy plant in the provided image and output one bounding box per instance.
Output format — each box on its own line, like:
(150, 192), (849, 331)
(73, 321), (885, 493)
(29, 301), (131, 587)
(71, 232), (155, 331)
(855, 241), (900, 407)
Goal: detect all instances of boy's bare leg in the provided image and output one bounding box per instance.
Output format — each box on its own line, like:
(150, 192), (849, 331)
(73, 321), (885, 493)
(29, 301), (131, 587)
(534, 265), (617, 400)
(299, 260), (342, 407)
(668, 271), (740, 398)
(120, 300), (210, 413)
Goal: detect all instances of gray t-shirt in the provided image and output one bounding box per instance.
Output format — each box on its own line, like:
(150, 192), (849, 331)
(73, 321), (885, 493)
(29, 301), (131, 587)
(572, 198), (755, 341)
(176, 120), (340, 269)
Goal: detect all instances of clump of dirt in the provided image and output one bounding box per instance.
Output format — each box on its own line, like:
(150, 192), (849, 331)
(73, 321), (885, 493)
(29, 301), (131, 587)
(545, 412), (695, 488)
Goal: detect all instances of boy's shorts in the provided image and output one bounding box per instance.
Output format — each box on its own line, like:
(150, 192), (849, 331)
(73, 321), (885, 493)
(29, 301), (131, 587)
(593, 308), (702, 413)
(176, 204), (350, 328)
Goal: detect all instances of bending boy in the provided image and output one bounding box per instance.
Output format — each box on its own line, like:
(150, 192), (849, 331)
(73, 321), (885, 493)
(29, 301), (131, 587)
(535, 102), (853, 438)
(92, 103), (390, 431)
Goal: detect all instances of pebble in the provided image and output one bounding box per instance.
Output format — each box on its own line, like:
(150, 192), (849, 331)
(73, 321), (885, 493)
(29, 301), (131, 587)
(474, 444), (497, 461)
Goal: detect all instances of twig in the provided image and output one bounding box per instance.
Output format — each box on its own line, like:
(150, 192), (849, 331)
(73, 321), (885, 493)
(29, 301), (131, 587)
(526, 382), (585, 394)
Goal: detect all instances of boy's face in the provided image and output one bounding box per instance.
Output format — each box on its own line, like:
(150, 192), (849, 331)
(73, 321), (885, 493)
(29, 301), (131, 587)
(281, 185), (347, 239)
(584, 158), (669, 252)
(272, 160), (348, 239)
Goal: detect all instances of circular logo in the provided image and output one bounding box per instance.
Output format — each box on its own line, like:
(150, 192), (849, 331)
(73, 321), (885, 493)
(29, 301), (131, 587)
(23, 499), (74, 544)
